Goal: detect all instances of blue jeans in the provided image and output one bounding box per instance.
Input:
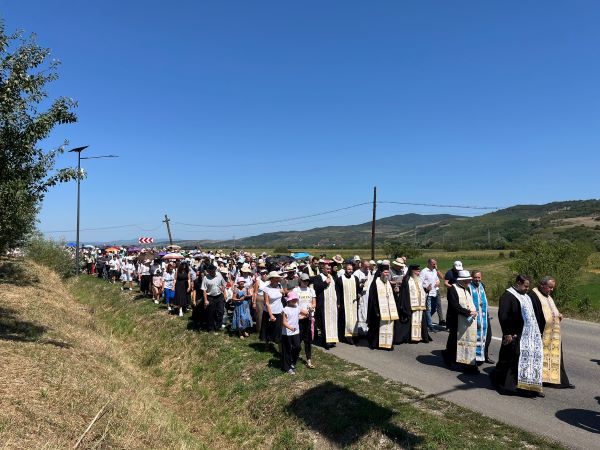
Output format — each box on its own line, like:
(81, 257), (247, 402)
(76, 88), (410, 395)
(426, 294), (440, 328)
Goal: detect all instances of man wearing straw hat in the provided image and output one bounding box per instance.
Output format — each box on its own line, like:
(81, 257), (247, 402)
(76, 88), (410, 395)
(442, 270), (479, 371)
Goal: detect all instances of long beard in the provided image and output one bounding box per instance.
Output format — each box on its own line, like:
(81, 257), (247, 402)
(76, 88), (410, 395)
(380, 275), (388, 283)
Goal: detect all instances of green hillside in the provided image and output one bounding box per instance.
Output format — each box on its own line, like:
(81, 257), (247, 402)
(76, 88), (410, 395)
(188, 199), (600, 250)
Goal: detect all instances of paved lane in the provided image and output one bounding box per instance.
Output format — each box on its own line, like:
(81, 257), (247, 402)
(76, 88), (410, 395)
(327, 301), (600, 450)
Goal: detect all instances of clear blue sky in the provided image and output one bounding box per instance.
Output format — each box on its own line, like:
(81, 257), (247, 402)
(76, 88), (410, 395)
(3, 1), (600, 243)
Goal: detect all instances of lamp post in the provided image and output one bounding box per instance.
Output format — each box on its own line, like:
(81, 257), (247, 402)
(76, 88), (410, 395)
(68, 146), (118, 274)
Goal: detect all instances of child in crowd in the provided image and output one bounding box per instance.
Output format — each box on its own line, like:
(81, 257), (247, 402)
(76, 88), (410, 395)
(281, 292), (307, 375)
(152, 269), (163, 304)
(232, 278), (253, 338)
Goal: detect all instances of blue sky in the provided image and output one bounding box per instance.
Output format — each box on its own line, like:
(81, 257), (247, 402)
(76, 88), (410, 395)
(3, 1), (600, 243)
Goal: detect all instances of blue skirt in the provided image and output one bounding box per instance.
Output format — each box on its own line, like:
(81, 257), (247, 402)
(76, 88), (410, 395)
(232, 300), (253, 330)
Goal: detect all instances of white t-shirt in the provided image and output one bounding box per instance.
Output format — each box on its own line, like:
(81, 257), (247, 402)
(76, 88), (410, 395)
(420, 267), (439, 297)
(293, 286), (315, 311)
(163, 272), (175, 290)
(283, 306), (300, 336)
(257, 279), (269, 296)
(263, 285), (284, 314)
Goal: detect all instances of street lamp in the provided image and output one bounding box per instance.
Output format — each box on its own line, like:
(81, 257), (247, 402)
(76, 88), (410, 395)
(68, 146), (119, 274)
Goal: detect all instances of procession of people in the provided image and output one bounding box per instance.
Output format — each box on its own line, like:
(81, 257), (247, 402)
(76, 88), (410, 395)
(74, 244), (574, 394)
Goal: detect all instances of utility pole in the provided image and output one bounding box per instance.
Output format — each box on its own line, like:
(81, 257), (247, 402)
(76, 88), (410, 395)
(371, 186), (377, 261)
(163, 214), (173, 245)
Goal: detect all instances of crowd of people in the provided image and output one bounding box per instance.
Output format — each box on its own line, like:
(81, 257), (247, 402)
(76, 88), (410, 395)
(79, 246), (574, 393)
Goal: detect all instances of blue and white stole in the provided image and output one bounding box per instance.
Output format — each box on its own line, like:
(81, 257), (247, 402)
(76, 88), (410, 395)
(470, 282), (488, 362)
(507, 287), (543, 392)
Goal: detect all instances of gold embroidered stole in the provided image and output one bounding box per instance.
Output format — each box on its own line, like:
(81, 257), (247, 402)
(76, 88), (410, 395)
(322, 274), (339, 343)
(408, 276), (426, 341)
(533, 287), (561, 384)
(454, 284), (477, 365)
(341, 276), (358, 337)
(376, 278), (398, 348)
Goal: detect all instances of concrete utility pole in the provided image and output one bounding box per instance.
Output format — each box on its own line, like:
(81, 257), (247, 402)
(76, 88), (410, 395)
(371, 186), (377, 261)
(163, 214), (173, 245)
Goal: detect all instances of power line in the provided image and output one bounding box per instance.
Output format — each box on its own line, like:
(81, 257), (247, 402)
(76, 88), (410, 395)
(173, 202), (373, 228)
(378, 201), (499, 210)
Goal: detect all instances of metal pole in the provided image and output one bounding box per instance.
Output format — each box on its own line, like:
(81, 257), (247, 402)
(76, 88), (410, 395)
(75, 151), (81, 275)
(371, 186), (376, 261)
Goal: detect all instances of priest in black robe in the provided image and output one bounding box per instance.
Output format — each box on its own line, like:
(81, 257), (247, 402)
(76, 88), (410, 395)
(491, 275), (546, 394)
(393, 265), (431, 345)
(335, 263), (361, 344)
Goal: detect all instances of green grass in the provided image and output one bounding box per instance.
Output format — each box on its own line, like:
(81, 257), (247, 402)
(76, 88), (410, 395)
(69, 275), (564, 449)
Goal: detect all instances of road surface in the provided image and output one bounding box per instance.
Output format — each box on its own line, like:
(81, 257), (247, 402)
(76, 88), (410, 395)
(327, 300), (600, 450)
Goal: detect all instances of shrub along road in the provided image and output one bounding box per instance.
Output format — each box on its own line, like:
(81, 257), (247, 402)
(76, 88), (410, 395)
(328, 299), (600, 450)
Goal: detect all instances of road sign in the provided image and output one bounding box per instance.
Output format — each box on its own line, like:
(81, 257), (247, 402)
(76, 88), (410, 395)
(138, 237), (154, 244)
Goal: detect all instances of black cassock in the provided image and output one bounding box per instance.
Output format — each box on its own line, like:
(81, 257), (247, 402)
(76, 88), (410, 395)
(366, 278), (395, 350)
(393, 277), (431, 345)
(491, 289), (545, 391)
(313, 273), (338, 345)
(335, 274), (361, 341)
(527, 289), (571, 387)
(442, 284), (472, 366)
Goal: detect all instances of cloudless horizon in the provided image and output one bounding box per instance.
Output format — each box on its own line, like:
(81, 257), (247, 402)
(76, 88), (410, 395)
(3, 1), (600, 243)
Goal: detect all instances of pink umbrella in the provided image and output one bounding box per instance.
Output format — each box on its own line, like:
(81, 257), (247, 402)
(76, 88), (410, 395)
(162, 252), (184, 260)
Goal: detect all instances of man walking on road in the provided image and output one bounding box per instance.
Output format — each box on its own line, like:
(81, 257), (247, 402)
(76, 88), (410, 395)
(528, 276), (575, 389)
(420, 258), (443, 332)
(491, 275), (545, 397)
(442, 270), (479, 371)
(470, 270), (494, 364)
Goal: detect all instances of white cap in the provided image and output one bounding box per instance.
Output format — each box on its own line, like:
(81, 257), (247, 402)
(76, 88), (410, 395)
(453, 260), (463, 270)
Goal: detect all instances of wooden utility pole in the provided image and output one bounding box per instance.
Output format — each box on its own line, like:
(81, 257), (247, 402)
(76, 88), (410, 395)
(163, 214), (173, 245)
(371, 186), (377, 261)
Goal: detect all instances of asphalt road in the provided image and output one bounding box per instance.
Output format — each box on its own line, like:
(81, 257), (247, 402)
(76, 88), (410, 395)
(327, 300), (600, 450)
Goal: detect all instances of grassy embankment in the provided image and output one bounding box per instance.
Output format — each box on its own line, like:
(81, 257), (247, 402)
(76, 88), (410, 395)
(0, 258), (564, 449)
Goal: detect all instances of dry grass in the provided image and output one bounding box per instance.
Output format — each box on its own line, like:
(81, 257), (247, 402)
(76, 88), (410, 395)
(0, 260), (203, 449)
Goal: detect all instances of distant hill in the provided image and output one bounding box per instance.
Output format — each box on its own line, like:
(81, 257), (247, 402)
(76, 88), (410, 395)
(412, 199), (600, 249)
(178, 200), (600, 250)
(192, 213), (464, 249)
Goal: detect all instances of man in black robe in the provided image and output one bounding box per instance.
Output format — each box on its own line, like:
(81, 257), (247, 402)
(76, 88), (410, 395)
(491, 274), (546, 396)
(442, 270), (479, 371)
(313, 262), (338, 348)
(366, 262), (398, 350)
(393, 265), (431, 345)
(336, 262), (361, 344)
(528, 277), (575, 389)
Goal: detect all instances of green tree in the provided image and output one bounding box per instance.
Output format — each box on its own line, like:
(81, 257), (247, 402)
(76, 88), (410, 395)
(511, 237), (592, 307)
(383, 241), (422, 259)
(0, 22), (78, 251)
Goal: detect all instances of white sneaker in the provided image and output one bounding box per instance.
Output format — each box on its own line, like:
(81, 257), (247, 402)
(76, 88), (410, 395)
(178, 309), (183, 317)
(154, 300), (159, 304)
(120, 287), (124, 291)
(129, 288), (132, 291)
(167, 306), (172, 312)
(287, 369), (296, 375)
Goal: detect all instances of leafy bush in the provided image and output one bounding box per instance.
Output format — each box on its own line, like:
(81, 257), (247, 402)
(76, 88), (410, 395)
(272, 246), (290, 255)
(508, 250), (517, 258)
(383, 241), (422, 259)
(498, 252), (505, 259)
(511, 237), (592, 307)
(25, 236), (74, 278)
